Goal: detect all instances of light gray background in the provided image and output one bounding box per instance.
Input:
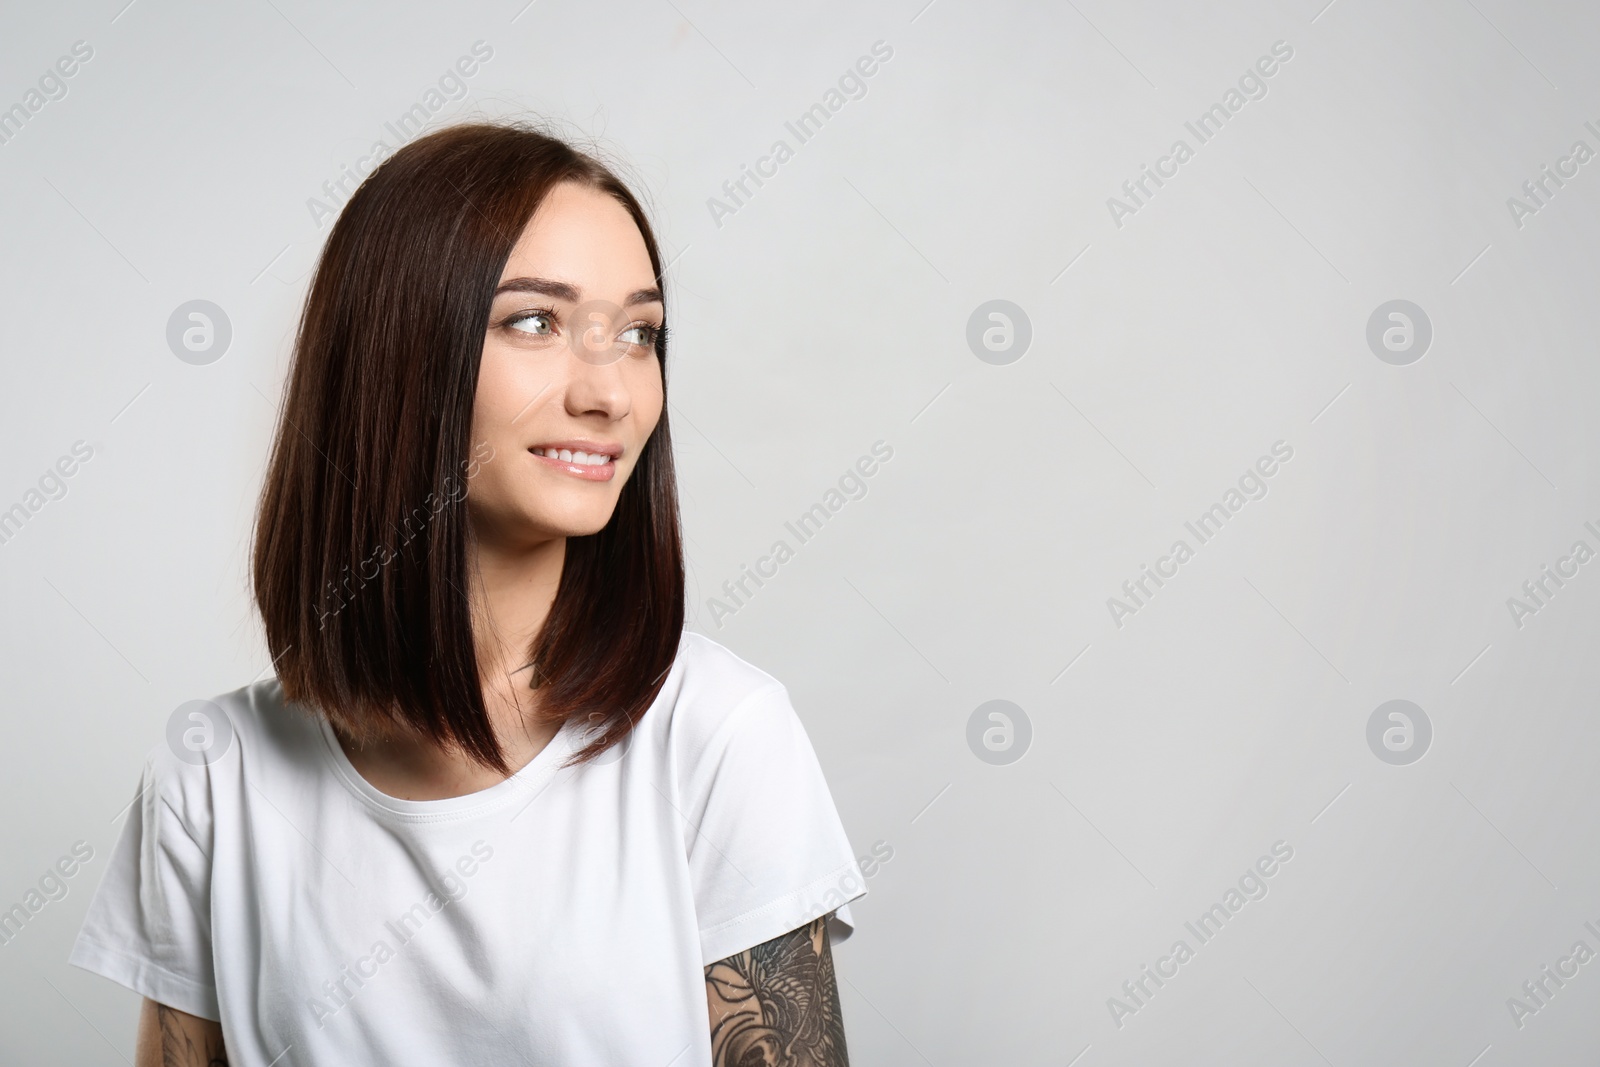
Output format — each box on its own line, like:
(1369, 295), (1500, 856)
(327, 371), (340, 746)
(3, 0), (1598, 1063)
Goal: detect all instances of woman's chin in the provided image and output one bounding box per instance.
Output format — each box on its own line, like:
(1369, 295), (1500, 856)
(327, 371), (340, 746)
(525, 508), (616, 542)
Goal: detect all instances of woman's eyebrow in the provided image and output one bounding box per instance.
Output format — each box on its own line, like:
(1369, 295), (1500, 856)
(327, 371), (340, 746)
(494, 276), (663, 307)
(495, 277), (580, 301)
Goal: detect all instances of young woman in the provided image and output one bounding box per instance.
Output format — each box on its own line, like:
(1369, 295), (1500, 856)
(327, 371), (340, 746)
(70, 120), (866, 1065)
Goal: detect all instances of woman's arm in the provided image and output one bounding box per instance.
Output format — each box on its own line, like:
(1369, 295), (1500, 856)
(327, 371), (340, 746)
(135, 998), (227, 1066)
(704, 914), (849, 1066)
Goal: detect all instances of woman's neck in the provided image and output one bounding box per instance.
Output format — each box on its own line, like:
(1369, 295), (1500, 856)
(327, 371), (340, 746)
(329, 534), (570, 802)
(470, 532), (567, 686)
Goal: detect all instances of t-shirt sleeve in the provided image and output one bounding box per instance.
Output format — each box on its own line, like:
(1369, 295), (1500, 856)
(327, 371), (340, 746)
(68, 744), (219, 1020)
(679, 681), (867, 966)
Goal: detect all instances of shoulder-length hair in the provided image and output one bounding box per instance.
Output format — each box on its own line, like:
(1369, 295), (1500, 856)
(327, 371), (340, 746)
(252, 119), (684, 772)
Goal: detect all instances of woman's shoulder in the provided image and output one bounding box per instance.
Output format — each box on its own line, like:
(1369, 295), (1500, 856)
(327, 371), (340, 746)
(181, 676), (320, 760)
(672, 630), (788, 703)
(660, 630), (794, 750)
(136, 678), (324, 810)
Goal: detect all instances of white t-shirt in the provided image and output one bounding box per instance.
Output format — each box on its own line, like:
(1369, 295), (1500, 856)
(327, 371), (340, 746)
(69, 630), (866, 1065)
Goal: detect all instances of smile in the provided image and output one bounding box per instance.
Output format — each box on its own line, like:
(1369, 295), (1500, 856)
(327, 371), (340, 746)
(532, 447), (611, 466)
(529, 444), (619, 482)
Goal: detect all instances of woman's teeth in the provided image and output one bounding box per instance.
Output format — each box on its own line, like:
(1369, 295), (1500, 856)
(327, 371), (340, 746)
(534, 448), (612, 466)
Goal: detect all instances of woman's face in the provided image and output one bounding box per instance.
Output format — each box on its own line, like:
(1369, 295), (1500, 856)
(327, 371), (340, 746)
(468, 181), (665, 550)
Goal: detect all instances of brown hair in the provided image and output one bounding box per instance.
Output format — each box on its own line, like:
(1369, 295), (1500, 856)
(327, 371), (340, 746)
(251, 119), (684, 772)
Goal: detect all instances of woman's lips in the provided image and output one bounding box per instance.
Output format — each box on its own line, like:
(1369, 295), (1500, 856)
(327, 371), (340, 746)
(529, 449), (616, 481)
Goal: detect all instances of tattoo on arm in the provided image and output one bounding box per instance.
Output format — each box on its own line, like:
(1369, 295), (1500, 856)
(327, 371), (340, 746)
(155, 1004), (228, 1067)
(704, 914), (848, 1066)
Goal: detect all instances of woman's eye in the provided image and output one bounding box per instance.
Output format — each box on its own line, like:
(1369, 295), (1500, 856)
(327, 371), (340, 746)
(508, 310), (556, 335)
(619, 324), (658, 346)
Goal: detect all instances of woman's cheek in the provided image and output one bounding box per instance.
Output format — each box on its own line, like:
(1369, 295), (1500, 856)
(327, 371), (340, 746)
(636, 362), (666, 429)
